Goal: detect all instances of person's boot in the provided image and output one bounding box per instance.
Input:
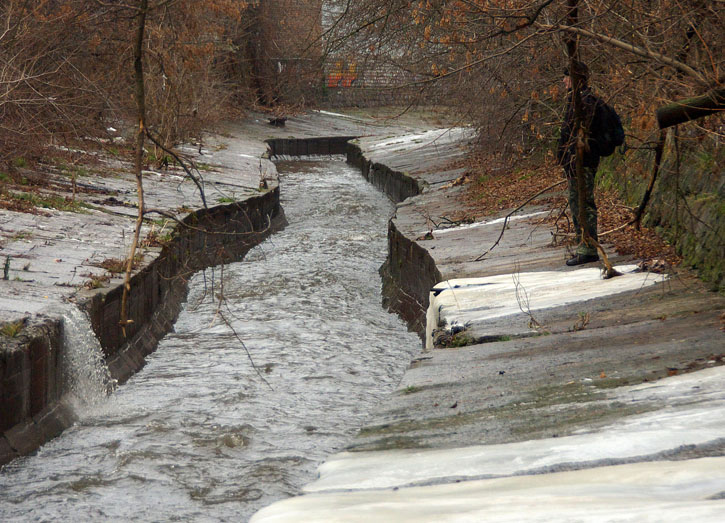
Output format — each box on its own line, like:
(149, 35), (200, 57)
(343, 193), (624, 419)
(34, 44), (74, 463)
(566, 253), (599, 266)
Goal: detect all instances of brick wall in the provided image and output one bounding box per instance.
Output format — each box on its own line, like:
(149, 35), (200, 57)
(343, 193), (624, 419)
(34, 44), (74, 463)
(250, 0), (323, 104)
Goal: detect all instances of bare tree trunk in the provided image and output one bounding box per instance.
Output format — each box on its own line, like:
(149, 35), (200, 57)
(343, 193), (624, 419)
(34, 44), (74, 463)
(120, 0), (149, 335)
(565, 0), (618, 277)
(565, 0), (587, 252)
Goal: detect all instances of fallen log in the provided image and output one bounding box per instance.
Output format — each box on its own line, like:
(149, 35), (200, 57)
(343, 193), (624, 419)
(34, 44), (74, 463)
(656, 88), (725, 129)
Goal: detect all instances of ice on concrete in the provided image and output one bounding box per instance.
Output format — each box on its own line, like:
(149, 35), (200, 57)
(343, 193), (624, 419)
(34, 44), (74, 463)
(423, 211), (548, 236)
(301, 366), (725, 493)
(314, 110), (368, 121)
(303, 404), (725, 492)
(365, 128), (474, 152)
(426, 265), (665, 348)
(251, 457), (725, 522)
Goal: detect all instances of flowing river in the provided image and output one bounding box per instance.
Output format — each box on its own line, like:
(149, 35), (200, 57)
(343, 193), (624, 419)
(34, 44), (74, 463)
(0, 159), (420, 521)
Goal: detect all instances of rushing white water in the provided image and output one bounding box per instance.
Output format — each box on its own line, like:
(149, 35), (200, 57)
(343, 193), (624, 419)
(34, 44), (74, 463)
(0, 159), (420, 522)
(61, 306), (115, 408)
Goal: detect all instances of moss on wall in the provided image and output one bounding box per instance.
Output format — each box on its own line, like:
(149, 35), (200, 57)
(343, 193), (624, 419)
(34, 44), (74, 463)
(598, 131), (724, 292)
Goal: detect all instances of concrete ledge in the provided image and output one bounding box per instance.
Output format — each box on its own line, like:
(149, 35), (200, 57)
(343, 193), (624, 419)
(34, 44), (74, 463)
(82, 189), (284, 384)
(346, 140), (440, 337)
(267, 136), (356, 157)
(346, 142), (421, 203)
(0, 317), (63, 433)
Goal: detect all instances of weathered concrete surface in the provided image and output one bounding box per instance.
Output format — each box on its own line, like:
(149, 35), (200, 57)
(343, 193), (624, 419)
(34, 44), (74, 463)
(0, 110), (421, 464)
(3, 109), (723, 516)
(252, 457), (725, 522)
(253, 121), (725, 521)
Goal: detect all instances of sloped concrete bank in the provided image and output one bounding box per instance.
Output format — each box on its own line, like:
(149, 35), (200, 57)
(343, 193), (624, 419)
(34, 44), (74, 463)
(1, 188), (283, 466)
(252, 126), (725, 522)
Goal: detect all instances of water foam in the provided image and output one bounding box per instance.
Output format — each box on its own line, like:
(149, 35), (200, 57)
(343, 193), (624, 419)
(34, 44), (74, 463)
(61, 306), (115, 412)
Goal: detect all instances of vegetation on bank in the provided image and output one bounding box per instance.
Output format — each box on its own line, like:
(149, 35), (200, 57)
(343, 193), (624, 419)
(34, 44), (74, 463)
(451, 125), (723, 291)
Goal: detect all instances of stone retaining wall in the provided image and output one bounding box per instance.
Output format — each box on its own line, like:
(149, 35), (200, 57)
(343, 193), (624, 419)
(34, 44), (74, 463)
(601, 131), (724, 292)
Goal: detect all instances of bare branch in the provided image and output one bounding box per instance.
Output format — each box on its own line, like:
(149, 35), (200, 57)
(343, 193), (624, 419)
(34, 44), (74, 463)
(539, 23), (710, 86)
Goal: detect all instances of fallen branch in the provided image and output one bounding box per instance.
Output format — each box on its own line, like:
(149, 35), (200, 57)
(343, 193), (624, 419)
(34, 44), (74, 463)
(591, 237), (621, 279)
(633, 129), (667, 229)
(656, 88), (725, 129)
(474, 179), (565, 261)
(145, 129), (208, 208)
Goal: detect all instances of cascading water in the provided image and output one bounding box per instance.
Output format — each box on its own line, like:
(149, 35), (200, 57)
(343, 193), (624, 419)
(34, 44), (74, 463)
(0, 159), (420, 522)
(61, 306), (115, 408)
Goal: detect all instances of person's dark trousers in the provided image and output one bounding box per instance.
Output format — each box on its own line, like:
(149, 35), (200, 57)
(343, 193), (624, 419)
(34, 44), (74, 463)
(566, 165), (599, 256)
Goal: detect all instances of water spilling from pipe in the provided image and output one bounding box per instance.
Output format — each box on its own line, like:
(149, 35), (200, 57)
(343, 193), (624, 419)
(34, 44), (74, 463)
(0, 159), (420, 522)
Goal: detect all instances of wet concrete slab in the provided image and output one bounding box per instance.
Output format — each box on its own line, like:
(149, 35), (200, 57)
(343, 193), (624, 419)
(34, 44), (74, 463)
(252, 117), (725, 521)
(254, 457), (725, 522)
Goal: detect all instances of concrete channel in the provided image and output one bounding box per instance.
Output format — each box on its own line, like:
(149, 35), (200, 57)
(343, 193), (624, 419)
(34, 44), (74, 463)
(0, 112), (394, 465)
(1, 111), (723, 521)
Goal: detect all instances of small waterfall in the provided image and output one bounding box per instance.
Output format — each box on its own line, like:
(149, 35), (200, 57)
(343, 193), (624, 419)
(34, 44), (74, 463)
(61, 306), (116, 410)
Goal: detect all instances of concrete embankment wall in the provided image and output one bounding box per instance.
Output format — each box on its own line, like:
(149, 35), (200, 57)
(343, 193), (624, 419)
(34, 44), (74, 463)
(346, 142), (442, 338)
(84, 189), (283, 383)
(600, 132), (724, 292)
(266, 136), (356, 157)
(1, 187), (282, 465)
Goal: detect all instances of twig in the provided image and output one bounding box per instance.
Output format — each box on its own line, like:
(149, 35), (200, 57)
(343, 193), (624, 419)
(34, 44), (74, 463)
(145, 129), (207, 208)
(143, 208), (273, 237)
(512, 264), (548, 333)
(212, 262), (273, 389)
(474, 180), (565, 261)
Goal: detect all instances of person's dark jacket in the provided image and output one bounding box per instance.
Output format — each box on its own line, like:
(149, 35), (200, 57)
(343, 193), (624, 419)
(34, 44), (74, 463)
(557, 87), (601, 171)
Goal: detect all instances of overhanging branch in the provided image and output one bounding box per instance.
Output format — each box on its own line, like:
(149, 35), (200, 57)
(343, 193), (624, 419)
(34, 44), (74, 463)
(540, 24), (710, 87)
(656, 88), (725, 129)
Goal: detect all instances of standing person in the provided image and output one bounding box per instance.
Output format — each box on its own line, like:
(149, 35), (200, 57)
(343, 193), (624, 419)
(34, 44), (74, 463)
(557, 61), (601, 266)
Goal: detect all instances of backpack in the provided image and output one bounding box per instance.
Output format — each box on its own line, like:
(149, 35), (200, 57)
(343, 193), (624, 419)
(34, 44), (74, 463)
(591, 99), (625, 157)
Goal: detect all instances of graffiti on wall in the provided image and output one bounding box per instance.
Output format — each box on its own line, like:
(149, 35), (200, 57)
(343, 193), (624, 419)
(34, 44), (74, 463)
(327, 60), (358, 88)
